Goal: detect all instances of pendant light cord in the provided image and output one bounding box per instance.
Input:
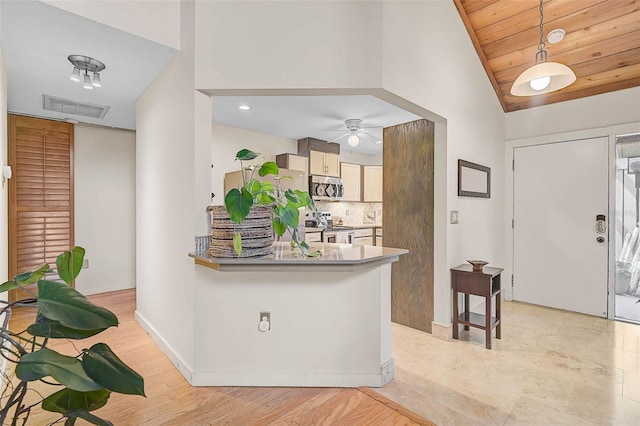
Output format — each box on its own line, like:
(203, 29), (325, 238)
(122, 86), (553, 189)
(535, 0), (547, 64)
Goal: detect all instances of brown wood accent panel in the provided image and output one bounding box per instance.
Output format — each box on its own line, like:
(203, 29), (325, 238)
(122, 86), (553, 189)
(8, 115), (74, 301)
(8, 291), (434, 425)
(383, 119), (434, 333)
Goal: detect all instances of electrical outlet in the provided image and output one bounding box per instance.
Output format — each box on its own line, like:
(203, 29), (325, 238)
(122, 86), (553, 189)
(82, 259), (89, 269)
(258, 312), (271, 332)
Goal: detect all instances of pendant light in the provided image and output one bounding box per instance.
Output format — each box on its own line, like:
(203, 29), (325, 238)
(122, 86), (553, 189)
(510, 0), (575, 96)
(348, 134), (359, 147)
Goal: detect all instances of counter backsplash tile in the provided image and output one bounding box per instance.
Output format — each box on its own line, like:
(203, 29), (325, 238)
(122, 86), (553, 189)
(315, 202), (382, 227)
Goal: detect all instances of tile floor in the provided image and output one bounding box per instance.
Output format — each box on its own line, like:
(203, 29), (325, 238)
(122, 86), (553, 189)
(374, 301), (640, 425)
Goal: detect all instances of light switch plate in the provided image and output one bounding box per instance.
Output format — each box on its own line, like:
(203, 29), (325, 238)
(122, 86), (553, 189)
(450, 210), (459, 224)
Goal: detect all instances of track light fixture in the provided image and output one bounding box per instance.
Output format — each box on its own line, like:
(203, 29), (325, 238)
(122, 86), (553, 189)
(68, 55), (105, 90)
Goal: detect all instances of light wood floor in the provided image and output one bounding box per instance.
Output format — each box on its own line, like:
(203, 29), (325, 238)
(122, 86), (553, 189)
(7, 289), (433, 425)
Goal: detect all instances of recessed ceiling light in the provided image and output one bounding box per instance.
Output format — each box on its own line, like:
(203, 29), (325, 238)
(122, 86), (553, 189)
(238, 105), (251, 111)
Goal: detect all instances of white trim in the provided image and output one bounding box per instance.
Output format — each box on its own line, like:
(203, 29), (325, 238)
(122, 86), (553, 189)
(135, 310), (194, 384)
(431, 321), (452, 341)
(191, 371), (389, 388)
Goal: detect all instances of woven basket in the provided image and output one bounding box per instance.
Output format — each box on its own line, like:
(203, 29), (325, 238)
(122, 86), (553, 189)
(208, 205), (274, 258)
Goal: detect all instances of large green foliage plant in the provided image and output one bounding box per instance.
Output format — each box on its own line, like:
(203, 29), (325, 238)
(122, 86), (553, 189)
(0, 247), (144, 425)
(224, 149), (320, 257)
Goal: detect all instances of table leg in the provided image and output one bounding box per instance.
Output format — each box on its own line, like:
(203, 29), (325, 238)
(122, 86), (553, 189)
(496, 291), (501, 340)
(453, 290), (459, 340)
(463, 293), (470, 331)
(485, 295), (491, 349)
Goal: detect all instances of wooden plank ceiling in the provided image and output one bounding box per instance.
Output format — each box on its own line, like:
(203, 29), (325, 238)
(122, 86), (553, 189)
(454, 0), (640, 112)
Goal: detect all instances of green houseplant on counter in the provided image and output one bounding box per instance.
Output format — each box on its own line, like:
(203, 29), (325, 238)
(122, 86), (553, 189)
(223, 149), (320, 257)
(0, 246), (145, 425)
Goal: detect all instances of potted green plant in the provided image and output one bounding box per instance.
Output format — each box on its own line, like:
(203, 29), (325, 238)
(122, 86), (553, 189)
(0, 247), (144, 425)
(223, 149), (320, 257)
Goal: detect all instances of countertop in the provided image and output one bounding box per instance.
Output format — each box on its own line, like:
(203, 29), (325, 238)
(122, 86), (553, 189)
(190, 242), (406, 271)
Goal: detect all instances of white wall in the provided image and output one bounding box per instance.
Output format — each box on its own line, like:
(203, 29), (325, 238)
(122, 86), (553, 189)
(340, 151), (382, 166)
(135, 1), (204, 377)
(0, 46), (8, 284)
(74, 125), (135, 295)
(40, 0), (180, 50)
(211, 123), (297, 206)
(194, 0), (382, 91)
(381, 1), (506, 326)
(506, 87), (640, 141)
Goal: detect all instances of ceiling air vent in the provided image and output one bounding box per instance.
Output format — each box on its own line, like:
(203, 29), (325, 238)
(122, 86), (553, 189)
(42, 94), (110, 119)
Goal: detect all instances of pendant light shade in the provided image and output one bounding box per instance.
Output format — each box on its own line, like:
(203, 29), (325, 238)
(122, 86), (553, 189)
(68, 55), (105, 90)
(83, 73), (94, 90)
(70, 67), (81, 82)
(511, 61), (576, 96)
(509, 0), (575, 97)
(348, 134), (359, 147)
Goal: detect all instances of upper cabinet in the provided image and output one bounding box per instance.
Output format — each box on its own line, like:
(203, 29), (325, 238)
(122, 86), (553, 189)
(298, 137), (340, 177)
(341, 163), (361, 201)
(363, 165), (383, 202)
(310, 151), (340, 177)
(276, 153), (307, 173)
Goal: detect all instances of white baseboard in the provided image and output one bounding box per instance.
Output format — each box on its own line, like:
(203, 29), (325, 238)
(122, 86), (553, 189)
(431, 321), (452, 341)
(190, 371), (386, 388)
(134, 310), (194, 384)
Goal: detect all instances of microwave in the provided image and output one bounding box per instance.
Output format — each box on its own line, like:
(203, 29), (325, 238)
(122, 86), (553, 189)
(309, 175), (343, 201)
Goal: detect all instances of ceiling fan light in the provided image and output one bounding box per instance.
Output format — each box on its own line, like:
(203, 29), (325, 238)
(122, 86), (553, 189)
(510, 61), (575, 96)
(70, 67), (81, 82)
(348, 134), (359, 147)
(83, 73), (94, 90)
(92, 72), (102, 87)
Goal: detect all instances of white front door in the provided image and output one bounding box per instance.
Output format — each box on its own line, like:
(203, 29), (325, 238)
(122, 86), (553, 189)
(513, 137), (609, 317)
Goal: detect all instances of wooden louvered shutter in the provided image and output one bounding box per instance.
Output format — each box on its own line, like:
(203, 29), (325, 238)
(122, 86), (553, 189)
(8, 115), (74, 301)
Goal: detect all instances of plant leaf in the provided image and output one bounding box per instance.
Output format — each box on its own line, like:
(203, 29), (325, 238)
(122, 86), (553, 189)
(280, 204), (300, 228)
(224, 188), (253, 223)
(37, 280), (118, 330)
(284, 189), (302, 205)
(82, 343), (145, 396)
(16, 263), (52, 286)
(272, 216), (287, 236)
(258, 161), (279, 177)
(0, 263), (53, 293)
(233, 232), (242, 257)
(65, 418), (77, 426)
(42, 388), (111, 415)
(65, 410), (113, 426)
(235, 149), (260, 161)
(256, 192), (275, 205)
(16, 348), (102, 392)
(56, 247), (85, 285)
(28, 313), (107, 339)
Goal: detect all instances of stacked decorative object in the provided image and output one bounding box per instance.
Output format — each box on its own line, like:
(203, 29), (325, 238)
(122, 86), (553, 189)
(208, 205), (274, 258)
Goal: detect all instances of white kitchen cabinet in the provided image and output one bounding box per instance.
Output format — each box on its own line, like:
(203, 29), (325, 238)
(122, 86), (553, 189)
(363, 165), (383, 202)
(354, 228), (374, 246)
(341, 163), (361, 201)
(309, 150), (340, 177)
(375, 227), (383, 246)
(305, 231), (322, 242)
(276, 153), (307, 173)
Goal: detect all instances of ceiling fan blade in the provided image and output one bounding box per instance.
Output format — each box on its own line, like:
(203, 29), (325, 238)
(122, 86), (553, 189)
(326, 132), (350, 142)
(359, 130), (381, 141)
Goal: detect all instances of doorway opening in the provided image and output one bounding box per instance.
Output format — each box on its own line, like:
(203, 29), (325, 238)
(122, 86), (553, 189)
(614, 132), (640, 323)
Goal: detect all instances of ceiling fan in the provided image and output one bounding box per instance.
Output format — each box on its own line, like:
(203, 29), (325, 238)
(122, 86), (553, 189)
(325, 119), (382, 147)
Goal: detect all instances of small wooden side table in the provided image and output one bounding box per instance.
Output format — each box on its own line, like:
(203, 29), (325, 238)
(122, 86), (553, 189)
(451, 264), (503, 349)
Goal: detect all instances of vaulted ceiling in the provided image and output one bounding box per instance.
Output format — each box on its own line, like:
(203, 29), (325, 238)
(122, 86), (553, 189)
(454, 0), (640, 112)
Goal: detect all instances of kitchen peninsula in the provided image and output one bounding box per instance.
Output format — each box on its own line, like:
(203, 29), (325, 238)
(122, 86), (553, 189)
(183, 242), (407, 387)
